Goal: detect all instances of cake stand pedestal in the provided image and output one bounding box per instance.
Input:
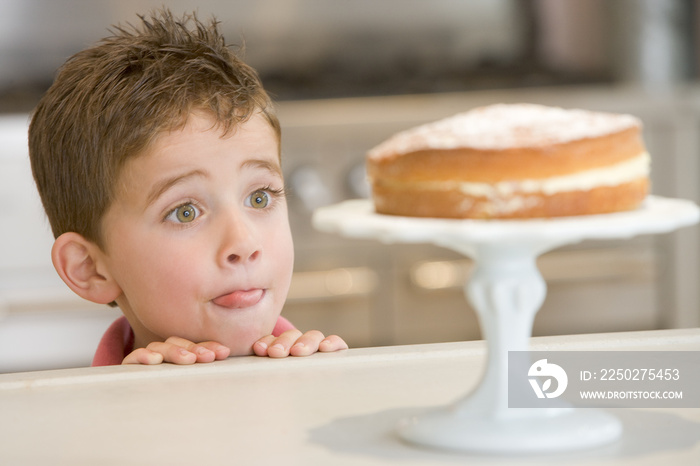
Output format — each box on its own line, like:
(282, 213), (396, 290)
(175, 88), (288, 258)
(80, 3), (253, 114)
(313, 196), (700, 454)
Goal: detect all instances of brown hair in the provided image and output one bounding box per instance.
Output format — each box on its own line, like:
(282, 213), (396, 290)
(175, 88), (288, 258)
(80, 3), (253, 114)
(29, 9), (280, 247)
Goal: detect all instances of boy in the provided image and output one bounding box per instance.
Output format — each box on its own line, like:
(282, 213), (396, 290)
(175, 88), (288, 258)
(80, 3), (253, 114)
(28, 9), (347, 366)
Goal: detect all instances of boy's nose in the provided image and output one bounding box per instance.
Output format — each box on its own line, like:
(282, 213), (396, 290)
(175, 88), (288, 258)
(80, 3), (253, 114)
(218, 213), (261, 266)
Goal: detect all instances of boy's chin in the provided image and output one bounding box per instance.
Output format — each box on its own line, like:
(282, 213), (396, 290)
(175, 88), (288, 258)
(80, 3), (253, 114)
(215, 327), (274, 356)
(227, 345), (256, 357)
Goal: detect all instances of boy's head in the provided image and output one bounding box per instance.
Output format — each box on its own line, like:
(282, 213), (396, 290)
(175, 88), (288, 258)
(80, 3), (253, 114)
(28, 9), (294, 355)
(29, 9), (280, 247)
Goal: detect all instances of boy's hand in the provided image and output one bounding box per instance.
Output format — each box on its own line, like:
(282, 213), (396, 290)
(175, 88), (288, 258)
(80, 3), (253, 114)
(253, 329), (348, 358)
(122, 337), (231, 365)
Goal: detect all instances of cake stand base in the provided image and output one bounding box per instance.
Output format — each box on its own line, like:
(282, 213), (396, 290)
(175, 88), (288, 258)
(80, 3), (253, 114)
(399, 407), (621, 454)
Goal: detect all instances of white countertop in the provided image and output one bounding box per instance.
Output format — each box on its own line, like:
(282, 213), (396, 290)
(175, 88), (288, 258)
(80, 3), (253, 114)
(1, 328), (699, 465)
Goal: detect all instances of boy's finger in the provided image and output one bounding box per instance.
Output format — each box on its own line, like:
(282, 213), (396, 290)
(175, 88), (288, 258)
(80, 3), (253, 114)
(146, 341), (197, 364)
(253, 335), (277, 356)
(122, 348), (164, 365)
(197, 341), (231, 360)
(319, 334), (349, 352)
(289, 330), (325, 357)
(266, 329), (304, 358)
(161, 336), (218, 363)
(163, 336), (199, 351)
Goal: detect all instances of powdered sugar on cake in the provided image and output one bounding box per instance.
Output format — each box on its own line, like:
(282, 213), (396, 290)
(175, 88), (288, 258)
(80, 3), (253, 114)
(367, 104), (641, 159)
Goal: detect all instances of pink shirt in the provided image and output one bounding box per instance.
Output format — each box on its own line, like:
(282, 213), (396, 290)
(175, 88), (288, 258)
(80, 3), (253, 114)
(92, 315), (296, 366)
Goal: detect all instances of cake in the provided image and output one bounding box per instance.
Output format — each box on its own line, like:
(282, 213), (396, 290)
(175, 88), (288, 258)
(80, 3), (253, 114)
(366, 103), (650, 219)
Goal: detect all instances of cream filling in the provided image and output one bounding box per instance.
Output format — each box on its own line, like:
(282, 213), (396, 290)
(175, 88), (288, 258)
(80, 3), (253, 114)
(379, 152), (650, 198)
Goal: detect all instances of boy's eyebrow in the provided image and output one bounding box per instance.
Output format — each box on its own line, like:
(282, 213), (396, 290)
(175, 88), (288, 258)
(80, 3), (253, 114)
(145, 169), (207, 207)
(241, 159), (283, 178)
(144, 159), (282, 207)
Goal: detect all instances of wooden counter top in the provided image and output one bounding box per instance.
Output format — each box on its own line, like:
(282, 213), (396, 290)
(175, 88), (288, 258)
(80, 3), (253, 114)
(1, 328), (698, 465)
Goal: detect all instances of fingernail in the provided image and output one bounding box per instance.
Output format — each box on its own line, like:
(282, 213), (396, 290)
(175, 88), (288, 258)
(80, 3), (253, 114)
(179, 348), (191, 356)
(292, 342), (305, 349)
(196, 347), (211, 355)
(271, 343), (285, 351)
(256, 341), (268, 350)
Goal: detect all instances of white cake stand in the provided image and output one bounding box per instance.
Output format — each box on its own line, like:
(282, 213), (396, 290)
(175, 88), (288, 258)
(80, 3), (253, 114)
(312, 195), (700, 454)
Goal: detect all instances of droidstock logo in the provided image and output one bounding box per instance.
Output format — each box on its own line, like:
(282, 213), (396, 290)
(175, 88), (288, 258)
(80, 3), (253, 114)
(528, 359), (568, 399)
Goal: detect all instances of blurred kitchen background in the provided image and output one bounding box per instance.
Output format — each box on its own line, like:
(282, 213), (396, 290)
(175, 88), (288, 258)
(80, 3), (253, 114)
(1, 0), (699, 372)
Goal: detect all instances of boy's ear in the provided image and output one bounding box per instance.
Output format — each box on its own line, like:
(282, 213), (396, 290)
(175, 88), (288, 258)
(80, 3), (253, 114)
(51, 232), (122, 305)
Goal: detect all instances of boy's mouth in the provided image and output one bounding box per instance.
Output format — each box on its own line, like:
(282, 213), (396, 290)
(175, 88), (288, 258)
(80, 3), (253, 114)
(212, 289), (264, 309)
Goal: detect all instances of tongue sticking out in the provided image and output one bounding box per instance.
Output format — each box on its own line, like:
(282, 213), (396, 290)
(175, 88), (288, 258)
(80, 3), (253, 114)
(212, 289), (263, 309)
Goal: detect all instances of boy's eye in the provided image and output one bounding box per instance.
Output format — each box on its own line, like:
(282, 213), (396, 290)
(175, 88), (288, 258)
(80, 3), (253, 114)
(248, 190), (269, 209)
(167, 203), (199, 223)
